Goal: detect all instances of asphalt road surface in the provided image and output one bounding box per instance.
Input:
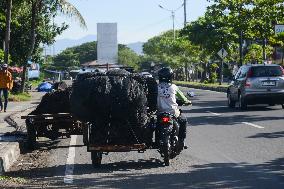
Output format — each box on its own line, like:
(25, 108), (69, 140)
(5, 88), (284, 188)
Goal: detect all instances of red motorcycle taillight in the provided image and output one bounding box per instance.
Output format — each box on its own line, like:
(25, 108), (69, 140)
(162, 117), (170, 123)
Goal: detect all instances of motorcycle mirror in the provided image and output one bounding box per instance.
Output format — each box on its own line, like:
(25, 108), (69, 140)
(187, 91), (195, 98)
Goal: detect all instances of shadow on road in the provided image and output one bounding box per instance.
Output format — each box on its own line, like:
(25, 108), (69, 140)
(248, 131), (284, 139)
(187, 114), (284, 127)
(6, 157), (284, 188)
(181, 102), (284, 127)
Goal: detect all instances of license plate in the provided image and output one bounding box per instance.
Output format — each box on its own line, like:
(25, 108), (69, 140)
(262, 81), (276, 86)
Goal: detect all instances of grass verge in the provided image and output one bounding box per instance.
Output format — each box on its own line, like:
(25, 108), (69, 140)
(0, 175), (26, 184)
(30, 80), (42, 88)
(8, 93), (32, 102)
(174, 81), (228, 92)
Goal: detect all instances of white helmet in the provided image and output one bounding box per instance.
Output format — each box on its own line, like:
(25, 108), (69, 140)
(2, 64), (8, 68)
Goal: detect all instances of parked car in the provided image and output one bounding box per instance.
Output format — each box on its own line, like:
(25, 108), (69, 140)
(227, 64), (284, 110)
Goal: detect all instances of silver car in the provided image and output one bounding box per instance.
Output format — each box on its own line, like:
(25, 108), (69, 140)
(227, 64), (284, 109)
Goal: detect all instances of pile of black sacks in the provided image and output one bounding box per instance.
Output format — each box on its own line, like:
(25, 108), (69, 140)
(30, 88), (72, 115)
(70, 69), (157, 145)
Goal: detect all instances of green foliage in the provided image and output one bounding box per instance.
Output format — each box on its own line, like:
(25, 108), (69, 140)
(244, 44), (273, 64)
(174, 80), (228, 92)
(0, 0), (87, 67)
(143, 30), (201, 69)
(52, 42), (140, 70)
(0, 49), (4, 63)
(53, 49), (80, 69)
(208, 63), (219, 83)
(9, 92), (31, 102)
(0, 49), (12, 64)
(118, 45), (140, 70)
(180, 0), (284, 65)
(53, 41), (97, 69)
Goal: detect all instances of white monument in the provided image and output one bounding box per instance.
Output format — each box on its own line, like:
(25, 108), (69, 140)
(97, 23), (118, 64)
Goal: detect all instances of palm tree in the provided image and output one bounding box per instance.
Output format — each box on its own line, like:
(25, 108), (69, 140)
(4, 0), (12, 65)
(20, 0), (86, 92)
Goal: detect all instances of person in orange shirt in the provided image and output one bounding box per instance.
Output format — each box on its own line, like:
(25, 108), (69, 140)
(0, 64), (13, 112)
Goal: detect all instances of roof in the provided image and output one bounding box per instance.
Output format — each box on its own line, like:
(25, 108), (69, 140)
(81, 60), (97, 66)
(8, 66), (23, 73)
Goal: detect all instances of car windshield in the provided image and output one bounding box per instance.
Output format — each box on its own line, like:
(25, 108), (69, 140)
(251, 66), (283, 77)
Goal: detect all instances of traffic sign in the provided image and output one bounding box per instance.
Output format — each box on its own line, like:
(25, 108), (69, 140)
(217, 48), (228, 59)
(275, 25), (284, 34)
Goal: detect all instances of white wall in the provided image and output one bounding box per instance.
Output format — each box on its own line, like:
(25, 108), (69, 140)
(97, 23), (118, 64)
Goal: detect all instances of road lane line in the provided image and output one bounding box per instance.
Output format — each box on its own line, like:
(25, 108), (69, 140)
(64, 135), (77, 184)
(206, 111), (221, 116)
(242, 122), (264, 129)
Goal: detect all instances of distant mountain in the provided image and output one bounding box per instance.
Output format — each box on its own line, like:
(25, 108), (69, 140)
(48, 35), (144, 55)
(127, 42), (144, 55)
(48, 35), (97, 55)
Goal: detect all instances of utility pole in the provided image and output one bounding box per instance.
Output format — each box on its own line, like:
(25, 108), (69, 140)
(184, 0), (187, 27)
(4, 0), (12, 65)
(262, 38), (267, 62)
(171, 11), (175, 40)
(220, 39), (224, 85)
(239, 30), (243, 66)
(159, 4), (183, 41)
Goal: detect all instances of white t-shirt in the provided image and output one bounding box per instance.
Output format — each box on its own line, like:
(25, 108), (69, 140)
(157, 82), (180, 117)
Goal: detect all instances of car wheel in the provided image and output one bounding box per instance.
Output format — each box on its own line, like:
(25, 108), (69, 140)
(239, 93), (247, 110)
(227, 93), (236, 108)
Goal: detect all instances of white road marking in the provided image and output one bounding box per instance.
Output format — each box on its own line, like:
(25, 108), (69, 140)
(242, 122), (264, 129)
(64, 135), (77, 184)
(206, 111), (221, 116)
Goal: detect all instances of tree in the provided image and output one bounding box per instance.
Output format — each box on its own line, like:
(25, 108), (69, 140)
(244, 44), (273, 64)
(206, 0), (284, 62)
(118, 45), (140, 70)
(0, 49), (4, 62)
(53, 41), (97, 69)
(4, 0), (12, 65)
(53, 49), (80, 69)
(143, 30), (200, 69)
(19, 0), (86, 92)
(52, 42), (141, 70)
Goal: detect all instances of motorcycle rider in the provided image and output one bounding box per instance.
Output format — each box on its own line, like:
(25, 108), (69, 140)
(157, 67), (191, 149)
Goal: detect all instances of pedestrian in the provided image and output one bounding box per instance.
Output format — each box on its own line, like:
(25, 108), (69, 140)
(0, 64), (13, 112)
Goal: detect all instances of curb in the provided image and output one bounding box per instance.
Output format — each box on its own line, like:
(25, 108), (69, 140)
(0, 142), (20, 175)
(4, 105), (36, 131)
(175, 83), (227, 93)
(0, 106), (36, 175)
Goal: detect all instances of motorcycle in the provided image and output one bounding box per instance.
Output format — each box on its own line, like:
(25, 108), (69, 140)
(156, 112), (180, 166)
(155, 92), (193, 166)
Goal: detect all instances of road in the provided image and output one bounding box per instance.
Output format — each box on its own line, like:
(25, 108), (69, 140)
(4, 88), (284, 188)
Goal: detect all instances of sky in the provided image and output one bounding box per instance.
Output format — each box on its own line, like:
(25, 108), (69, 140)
(56, 0), (210, 44)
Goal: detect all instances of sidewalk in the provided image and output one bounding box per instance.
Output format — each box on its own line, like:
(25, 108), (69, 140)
(0, 92), (44, 175)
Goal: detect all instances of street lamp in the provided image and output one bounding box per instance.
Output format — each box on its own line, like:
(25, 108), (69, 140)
(158, 4), (184, 40)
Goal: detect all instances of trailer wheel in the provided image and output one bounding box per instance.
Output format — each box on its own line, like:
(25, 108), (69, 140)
(91, 152), (102, 168)
(27, 122), (36, 150)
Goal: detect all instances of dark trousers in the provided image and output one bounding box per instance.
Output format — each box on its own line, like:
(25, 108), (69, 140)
(0, 88), (8, 111)
(174, 114), (188, 141)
